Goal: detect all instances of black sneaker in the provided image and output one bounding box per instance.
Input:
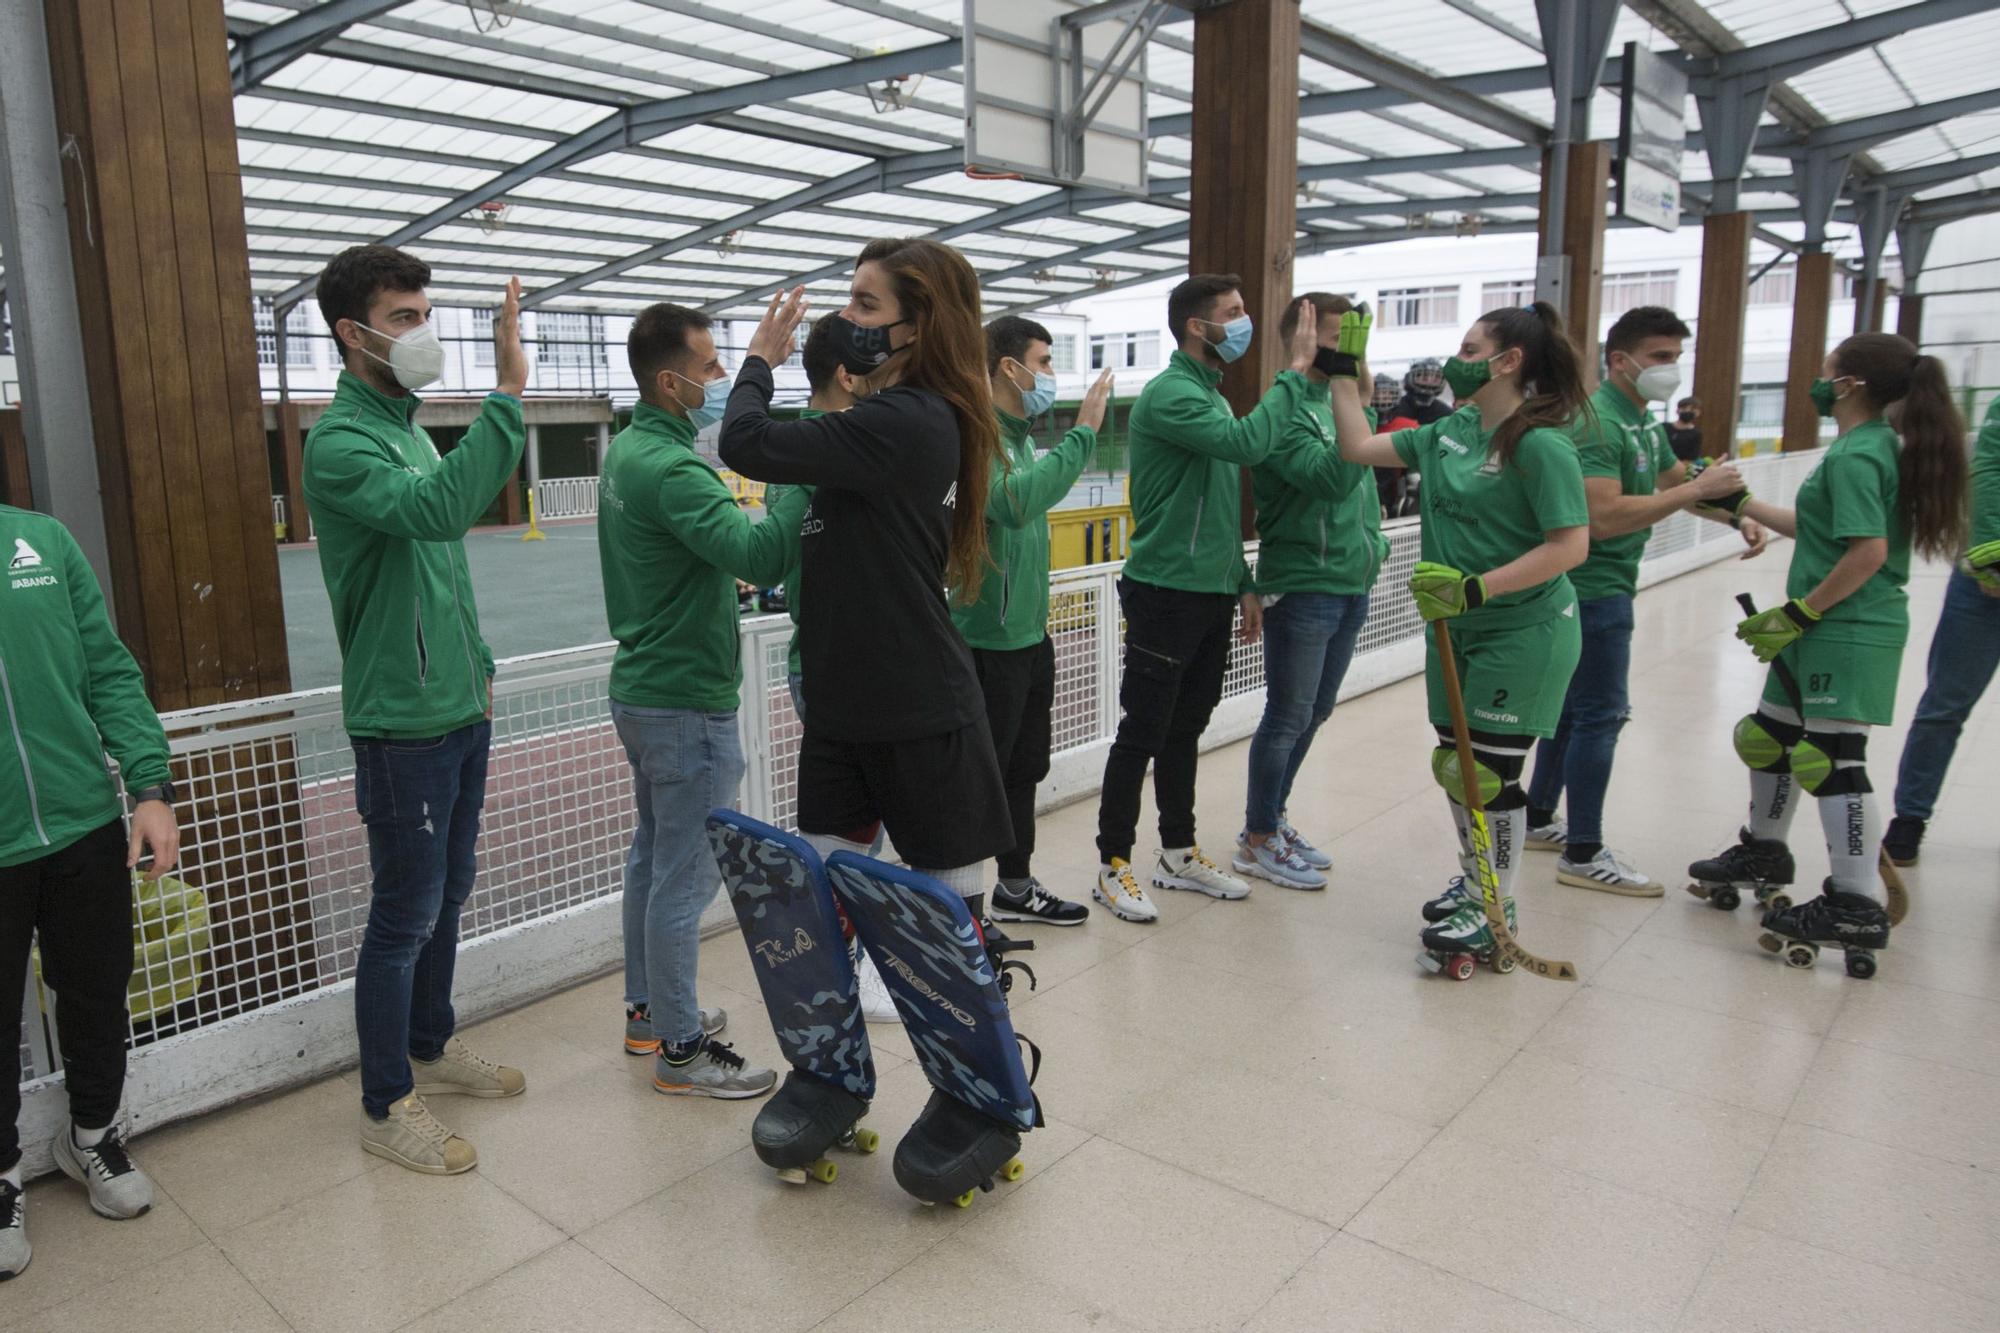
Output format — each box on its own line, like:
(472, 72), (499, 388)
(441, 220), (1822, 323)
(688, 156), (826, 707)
(1882, 816), (1924, 867)
(989, 878), (1090, 927)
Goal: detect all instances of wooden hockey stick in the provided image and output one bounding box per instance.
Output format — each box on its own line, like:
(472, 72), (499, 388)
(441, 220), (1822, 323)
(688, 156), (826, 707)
(1738, 593), (1909, 924)
(1434, 619), (1578, 981)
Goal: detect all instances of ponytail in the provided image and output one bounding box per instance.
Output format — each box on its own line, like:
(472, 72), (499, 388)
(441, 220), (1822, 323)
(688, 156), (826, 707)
(1830, 333), (1967, 561)
(1474, 301), (1595, 467)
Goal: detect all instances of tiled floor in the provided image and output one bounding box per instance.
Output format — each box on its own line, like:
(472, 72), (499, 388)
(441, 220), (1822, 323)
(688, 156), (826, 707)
(10, 556), (1998, 1332)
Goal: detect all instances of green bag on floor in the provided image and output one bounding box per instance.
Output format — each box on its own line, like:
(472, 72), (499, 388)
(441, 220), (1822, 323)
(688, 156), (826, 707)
(33, 872), (211, 1026)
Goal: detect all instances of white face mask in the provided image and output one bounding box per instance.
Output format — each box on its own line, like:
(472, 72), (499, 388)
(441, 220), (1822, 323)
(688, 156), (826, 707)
(356, 321), (445, 391)
(1624, 360), (1682, 404)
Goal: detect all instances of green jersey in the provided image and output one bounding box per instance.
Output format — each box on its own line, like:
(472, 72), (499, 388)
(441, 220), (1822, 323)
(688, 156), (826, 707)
(1251, 390), (1386, 596)
(1786, 418), (1908, 647)
(1392, 403), (1589, 631)
(1126, 350), (1309, 594)
(598, 401), (805, 710)
(953, 410), (1096, 651)
(766, 408), (823, 678)
(1972, 396), (2000, 549)
(1569, 381), (1682, 601)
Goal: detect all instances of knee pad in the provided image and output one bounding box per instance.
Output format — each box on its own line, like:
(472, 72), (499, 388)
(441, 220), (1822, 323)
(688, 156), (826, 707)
(1796, 729), (1872, 796)
(1431, 744), (1525, 806)
(1734, 711), (1804, 773)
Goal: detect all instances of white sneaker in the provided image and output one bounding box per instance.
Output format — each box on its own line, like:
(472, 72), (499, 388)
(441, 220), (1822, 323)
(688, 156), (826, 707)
(1093, 859), (1159, 923)
(1233, 833), (1327, 890)
(1525, 818), (1568, 851)
(1557, 846), (1661, 896)
(856, 949), (900, 1023)
(0, 1180), (26, 1279)
(361, 1094), (477, 1175)
(1153, 846), (1250, 900)
(52, 1125), (152, 1220)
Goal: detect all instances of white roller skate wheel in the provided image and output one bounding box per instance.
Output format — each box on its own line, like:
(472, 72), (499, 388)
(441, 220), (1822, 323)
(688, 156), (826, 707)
(1783, 942), (1818, 969)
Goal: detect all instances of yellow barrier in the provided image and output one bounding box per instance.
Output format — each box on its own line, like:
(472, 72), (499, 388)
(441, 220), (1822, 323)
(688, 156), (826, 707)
(718, 470), (766, 507)
(1048, 504), (1133, 570)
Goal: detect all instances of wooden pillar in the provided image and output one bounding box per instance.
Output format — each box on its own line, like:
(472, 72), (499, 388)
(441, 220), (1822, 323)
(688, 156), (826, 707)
(1693, 211), (1752, 459)
(1190, 0), (1300, 536)
(42, 0), (290, 706)
(278, 401), (310, 543)
(1897, 292), (1924, 345)
(0, 410), (29, 508)
(1540, 141), (1609, 383)
(1783, 251), (1835, 453)
(1864, 281), (1888, 337)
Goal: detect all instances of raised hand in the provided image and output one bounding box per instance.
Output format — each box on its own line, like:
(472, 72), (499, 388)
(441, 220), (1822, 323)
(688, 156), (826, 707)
(494, 277), (527, 396)
(748, 287), (809, 367)
(1077, 370), (1115, 432)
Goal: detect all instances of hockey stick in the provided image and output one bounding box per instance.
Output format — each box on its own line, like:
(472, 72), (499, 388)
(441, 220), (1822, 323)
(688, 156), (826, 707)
(1738, 593), (1908, 924)
(1433, 619), (1578, 981)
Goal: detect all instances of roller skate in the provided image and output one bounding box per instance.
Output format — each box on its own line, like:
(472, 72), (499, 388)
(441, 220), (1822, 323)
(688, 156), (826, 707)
(1417, 895), (1518, 980)
(893, 1086), (1026, 1208)
(752, 1071), (879, 1185)
(1756, 880), (1891, 979)
(1421, 874), (1475, 924)
(1685, 828), (1795, 912)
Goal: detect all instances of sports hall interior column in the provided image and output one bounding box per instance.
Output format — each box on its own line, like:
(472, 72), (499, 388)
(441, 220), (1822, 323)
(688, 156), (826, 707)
(1546, 140), (1608, 380)
(1782, 251), (1834, 452)
(1189, 0), (1300, 535)
(1692, 212), (1752, 459)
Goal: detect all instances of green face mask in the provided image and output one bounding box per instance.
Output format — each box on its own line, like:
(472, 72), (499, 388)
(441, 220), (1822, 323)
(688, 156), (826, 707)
(1442, 355), (1491, 400)
(1808, 377), (1839, 417)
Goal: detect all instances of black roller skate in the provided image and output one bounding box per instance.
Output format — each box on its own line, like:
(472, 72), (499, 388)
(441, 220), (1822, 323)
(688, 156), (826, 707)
(752, 1071), (878, 1185)
(1686, 829), (1795, 912)
(1418, 896), (1518, 980)
(893, 1087), (1026, 1208)
(1757, 881), (1891, 979)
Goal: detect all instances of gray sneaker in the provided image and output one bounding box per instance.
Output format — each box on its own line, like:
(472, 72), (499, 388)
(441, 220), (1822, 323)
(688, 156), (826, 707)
(625, 1004), (726, 1055)
(52, 1125), (152, 1220)
(0, 1181), (27, 1279)
(653, 1039), (777, 1100)
(360, 1093), (477, 1175)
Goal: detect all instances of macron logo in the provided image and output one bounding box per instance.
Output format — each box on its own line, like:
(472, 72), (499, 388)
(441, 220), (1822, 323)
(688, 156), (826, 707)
(9, 539), (42, 572)
(942, 480), (958, 509)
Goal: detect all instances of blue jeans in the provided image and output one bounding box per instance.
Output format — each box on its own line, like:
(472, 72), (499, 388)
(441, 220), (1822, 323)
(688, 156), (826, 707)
(352, 721), (491, 1119)
(1245, 591), (1370, 834)
(1526, 594), (1634, 847)
(613, 702), (745, 1048)
(1895, 569), (2000, 820)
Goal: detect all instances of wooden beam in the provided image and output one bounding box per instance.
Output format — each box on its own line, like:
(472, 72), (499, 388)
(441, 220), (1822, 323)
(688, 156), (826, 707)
(1783, 251), (1834, 453)
(1896, 292), (1923, 345)
(1540, 141), (1609, 384)
(1693, 211), (1751, 459)
(0, 410), (30, 508)
(1189, 0), (1300, 538)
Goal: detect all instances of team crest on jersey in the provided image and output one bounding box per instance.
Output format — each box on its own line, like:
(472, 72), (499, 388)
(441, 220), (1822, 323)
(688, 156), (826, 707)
(7, 537), (57, 589)
(9, 539), (42, 572)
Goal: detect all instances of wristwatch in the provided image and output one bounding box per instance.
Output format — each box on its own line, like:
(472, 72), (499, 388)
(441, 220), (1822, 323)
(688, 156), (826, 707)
(132, 782), (177, 807)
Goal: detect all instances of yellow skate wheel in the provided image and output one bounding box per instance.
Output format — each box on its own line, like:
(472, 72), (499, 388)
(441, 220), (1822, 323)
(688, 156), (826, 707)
(809, 1158), (838, 1184)
(853, 1127), (880, 1153)
(1002, 1158), (1025, 1182)
(953, 1190), (975, 1209)
(1490, 953), (1517, 975)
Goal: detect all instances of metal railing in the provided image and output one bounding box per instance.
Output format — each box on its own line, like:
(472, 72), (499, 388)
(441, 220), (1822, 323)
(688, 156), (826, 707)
(533, 476), (601, 521)
(12, 449), (1827, 1172)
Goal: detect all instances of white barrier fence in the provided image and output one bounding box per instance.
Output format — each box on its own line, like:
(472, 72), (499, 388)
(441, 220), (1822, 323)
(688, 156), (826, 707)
(534, 476), (601, 521)
(14, 450), (1824, 1172)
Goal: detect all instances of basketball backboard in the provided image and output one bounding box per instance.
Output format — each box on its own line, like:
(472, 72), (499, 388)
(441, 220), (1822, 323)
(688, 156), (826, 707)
(963, 0), (1151, 196)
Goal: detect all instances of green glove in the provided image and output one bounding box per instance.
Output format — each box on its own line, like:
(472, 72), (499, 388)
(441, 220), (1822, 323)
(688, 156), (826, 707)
(1687, 456), (1752, 521)
(1734, 597), (1820, 663)
(1410, 560), (1487, 621)
(1963, 539), (2000, 592)
(1322, 306), (1372, 379)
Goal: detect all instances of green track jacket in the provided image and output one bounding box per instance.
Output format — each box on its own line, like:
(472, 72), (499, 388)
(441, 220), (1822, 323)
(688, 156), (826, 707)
(1, 507), (171, 868)
(953, 410), (1096, 651)
(1125, 351), (1309, 594)
(303, 372), (523, 739)
(1252, 392), (1386, 596)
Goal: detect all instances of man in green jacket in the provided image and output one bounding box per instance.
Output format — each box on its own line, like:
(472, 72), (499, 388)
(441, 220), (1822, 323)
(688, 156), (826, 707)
(1238, 293), (1390, 891)
(600, 304), (806, 1098)
(1093, 273), (1318, 922)
(304, 245), (529, 1176)
(0, 509), (179, 1275)
(959, 318), (1113, 929)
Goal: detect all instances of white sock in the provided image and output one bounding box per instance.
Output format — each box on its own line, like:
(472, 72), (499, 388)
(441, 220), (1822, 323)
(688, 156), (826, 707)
(1818, 790), (1884, 903)
(1447, 800), (1474, 861)
(1747, 771), (1797, 841)
(1487, 805), (1524, 900)
(917, 861), (987, 901)
(73, 1122), (108, 1148)
(803, 831), (874, 861)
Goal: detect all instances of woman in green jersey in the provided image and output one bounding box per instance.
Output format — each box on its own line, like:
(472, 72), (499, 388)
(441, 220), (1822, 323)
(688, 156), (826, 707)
(1329, 302), (1592, 963)
(1688, 333), (1967, 975)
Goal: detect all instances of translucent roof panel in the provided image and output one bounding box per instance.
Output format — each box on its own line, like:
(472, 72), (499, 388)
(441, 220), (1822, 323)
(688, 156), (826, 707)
(205, 0), (2000, 320)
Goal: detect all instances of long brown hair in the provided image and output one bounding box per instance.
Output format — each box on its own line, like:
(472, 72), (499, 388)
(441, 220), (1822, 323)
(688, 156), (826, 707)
(1474, 301), (1594, 467)
(852, 237), (997, 604)
(1832, 332), (1968, 560)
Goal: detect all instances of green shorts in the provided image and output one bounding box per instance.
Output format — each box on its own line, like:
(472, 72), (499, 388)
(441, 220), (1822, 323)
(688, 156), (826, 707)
(1759, 636), (1901, 726)
(1425, 613), (1582, 739)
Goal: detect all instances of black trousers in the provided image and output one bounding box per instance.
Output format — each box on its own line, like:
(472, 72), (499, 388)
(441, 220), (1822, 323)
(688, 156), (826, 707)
(973, 637), (1056, 881)
(1097, 577), (1237, 863)
(0, 819), (134, 1170)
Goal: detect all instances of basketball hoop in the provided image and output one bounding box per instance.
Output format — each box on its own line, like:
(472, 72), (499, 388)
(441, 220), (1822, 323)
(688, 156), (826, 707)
(472, 200), (510, 234)
(964, 166), (1025, 182)
(465, 0), (519, 33)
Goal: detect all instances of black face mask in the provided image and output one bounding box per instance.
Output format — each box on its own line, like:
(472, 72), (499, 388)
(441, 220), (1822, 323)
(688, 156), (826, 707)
(825, 313), (909, 376)
(1678, 412), (1695, 422)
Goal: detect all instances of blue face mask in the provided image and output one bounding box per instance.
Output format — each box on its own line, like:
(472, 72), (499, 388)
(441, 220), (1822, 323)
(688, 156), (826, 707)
(1019, 368), (1058, 418)
(1205, 315), (1254, 364)
(672, 371), (732, 430)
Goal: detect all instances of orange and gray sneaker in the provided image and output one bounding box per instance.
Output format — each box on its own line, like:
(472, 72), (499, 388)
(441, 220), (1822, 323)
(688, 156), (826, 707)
(1093, 858), (1159, 923)
(624, 1004), (726, 1055)
(653, 1038), (777, 1100)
